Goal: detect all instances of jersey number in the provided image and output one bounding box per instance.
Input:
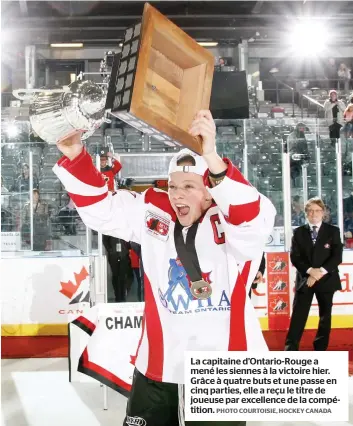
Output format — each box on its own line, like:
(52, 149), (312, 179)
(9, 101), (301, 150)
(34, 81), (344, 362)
(210, 214), (225, 245)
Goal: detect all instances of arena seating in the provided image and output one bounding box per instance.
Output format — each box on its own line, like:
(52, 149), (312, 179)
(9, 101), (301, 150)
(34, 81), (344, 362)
(1, 114), (352, 242)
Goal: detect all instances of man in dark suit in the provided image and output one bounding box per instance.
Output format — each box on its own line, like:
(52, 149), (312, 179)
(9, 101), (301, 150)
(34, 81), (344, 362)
(285, 198), (343, 351)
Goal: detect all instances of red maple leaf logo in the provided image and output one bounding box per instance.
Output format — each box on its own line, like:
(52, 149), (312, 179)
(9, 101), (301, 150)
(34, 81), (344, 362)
(59, 266), (89, 299)
(147, 218), (158, 230)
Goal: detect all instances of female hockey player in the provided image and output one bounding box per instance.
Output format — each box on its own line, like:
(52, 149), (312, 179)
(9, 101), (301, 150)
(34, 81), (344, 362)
(54, 110), (276, 426)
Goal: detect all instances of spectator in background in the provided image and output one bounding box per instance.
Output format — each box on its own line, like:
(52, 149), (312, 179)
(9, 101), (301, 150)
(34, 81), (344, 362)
(342, 103), (353, 139)
(100, 151), (122, 192)
(344, 213), (353, 248)
(13, 163), (39, 192)
(1, 176), (12, 231)
(100, 150), (125, 301)
(344, 192), (353, 216)
(58, 196), (80, 235)
(104, 237), (133, 302)
(129, 243), (143, 302)
(343, 194), (353, 247)
(288, 123), (310, 186)
(1, 176), (10, 206)
(344, 213), (353, 235)
(337, 63), (351, 93)
(291, 195), (306, 226)
(274, 214), (284, 226)
(22, 189), (49, 251)
(323, 90), (346, 142)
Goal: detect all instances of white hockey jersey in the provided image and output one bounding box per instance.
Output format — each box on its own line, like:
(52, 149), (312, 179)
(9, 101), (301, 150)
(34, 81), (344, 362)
(53, 149), (276, 384)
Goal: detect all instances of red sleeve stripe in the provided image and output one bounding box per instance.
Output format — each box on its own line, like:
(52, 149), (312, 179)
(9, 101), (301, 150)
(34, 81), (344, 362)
(56, 148), (106, 188)
(145, 188), (176, 219)
(53, 162), (107, 196)
(228, 260), (251, 351)
(68, 191), (108, 208)
(226, 196), (261, 226)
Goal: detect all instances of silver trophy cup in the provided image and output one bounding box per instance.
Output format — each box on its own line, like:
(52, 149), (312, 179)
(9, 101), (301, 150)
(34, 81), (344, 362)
(13, 80), (107, 144)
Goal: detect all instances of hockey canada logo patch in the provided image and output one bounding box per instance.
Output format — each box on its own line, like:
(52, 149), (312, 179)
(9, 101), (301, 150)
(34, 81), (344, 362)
(272, 280), (287, 291)
(145, 211), (170, 241)
(270, 297), (288, 312)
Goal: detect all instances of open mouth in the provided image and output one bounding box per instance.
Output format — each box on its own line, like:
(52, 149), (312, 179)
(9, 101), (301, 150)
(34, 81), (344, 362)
(175, 203), (190, 216)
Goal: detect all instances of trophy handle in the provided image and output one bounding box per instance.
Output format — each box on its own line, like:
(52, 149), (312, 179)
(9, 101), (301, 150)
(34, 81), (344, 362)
(13, 88), (70, 101)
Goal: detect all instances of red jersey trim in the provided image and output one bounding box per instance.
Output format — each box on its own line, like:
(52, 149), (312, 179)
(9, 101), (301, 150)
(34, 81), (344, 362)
(79, 348), (132, 391)
(68, 191), (108, 208)
(226, 196), (261, 226)
(145, 188), (176, 220)
(130, 249), (140, 268)
(143, 273), (164, 381)
(228, 261), (251, 351)
(58, 148), (106, 188)
(134, 314), (146, 367)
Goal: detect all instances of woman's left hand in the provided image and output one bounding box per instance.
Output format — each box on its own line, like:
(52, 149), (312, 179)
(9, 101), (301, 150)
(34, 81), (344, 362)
(189, 110), (217, 156)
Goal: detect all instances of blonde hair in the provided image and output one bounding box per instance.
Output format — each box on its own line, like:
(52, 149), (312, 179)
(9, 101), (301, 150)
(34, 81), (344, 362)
(305, 197), (325, 213)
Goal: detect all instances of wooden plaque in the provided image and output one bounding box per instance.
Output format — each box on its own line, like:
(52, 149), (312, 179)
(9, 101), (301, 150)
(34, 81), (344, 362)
(106, 2), (214, 154)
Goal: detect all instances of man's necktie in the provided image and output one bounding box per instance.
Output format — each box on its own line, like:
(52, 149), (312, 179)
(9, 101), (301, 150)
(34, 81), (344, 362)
(312, 225), (318, 244)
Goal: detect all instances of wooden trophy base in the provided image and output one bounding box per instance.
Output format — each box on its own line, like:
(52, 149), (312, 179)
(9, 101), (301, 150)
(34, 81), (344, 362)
(106, 3), (214, 154)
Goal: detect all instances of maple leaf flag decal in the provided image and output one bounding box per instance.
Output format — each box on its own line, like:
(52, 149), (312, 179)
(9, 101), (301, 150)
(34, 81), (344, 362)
(60, 266), (89, 299)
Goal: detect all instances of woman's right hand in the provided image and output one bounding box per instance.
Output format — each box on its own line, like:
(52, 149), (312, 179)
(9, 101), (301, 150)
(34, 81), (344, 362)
(56, 131), (84, 161)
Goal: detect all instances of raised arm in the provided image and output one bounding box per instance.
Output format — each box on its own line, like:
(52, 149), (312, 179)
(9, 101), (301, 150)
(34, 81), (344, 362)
(53, 132), (144, 243)
(107, 152), (122, 176)
(189, 111), (276, 262)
